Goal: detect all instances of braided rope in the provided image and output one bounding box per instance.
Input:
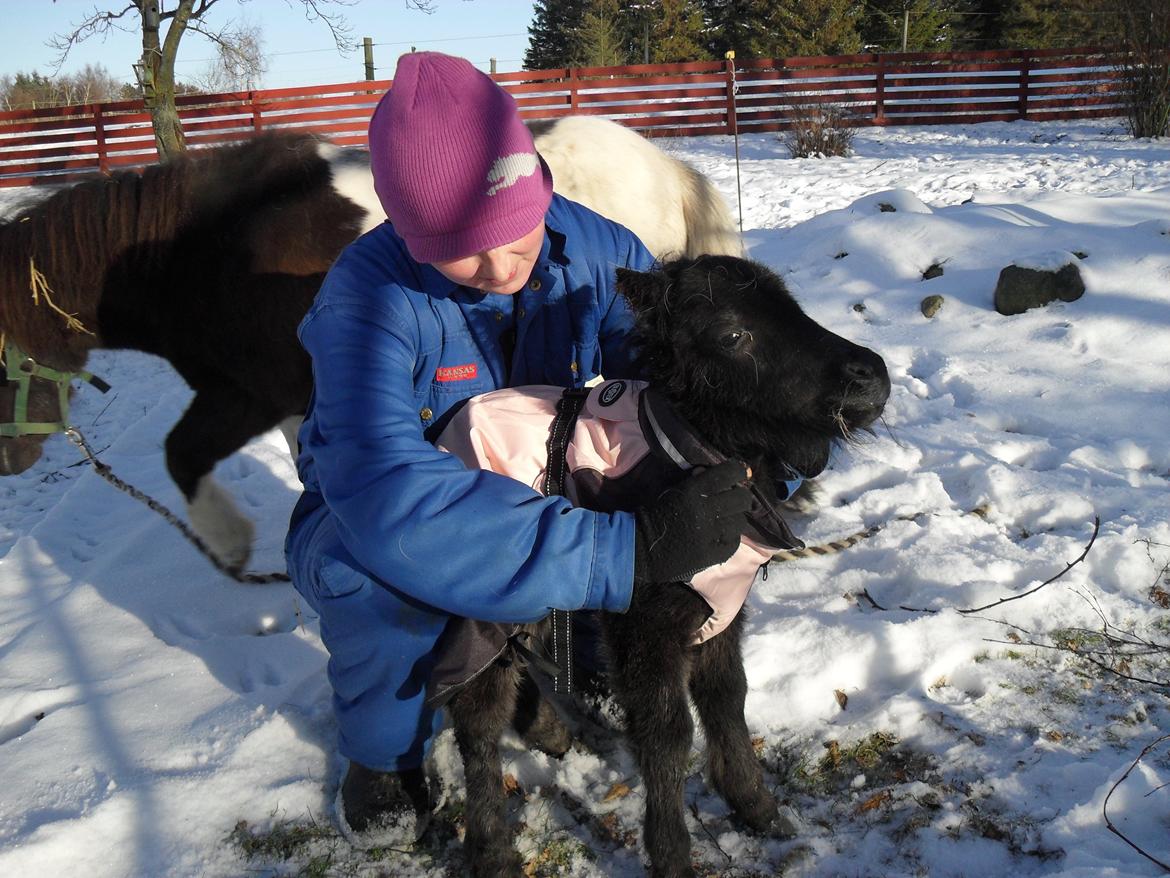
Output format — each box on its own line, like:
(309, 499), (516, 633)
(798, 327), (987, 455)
(65, 427), (290, 584)
(771, 524), (882, 562)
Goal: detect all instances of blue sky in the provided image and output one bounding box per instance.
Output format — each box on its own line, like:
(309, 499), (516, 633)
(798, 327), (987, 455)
(5, 1), (537, 87)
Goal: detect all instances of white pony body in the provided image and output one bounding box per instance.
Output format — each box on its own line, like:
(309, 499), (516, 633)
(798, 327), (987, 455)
(530, 116), (743, 259)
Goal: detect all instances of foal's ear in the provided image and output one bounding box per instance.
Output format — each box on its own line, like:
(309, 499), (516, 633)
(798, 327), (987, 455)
(615, 267), (667, 313)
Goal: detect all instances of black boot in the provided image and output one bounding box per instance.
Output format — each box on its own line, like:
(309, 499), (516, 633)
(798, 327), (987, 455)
(337, 761), (433, 849)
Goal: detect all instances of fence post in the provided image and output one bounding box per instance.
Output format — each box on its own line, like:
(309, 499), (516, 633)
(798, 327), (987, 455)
(874, 53), (886, 124)
(569, 67), (579, 113)
(251, 90), (263, 133)
(724, 53), (738, 137)
(93, 104), (109, 174)
(1018, 51), (1031, 119)
(363, 37), (375, 80)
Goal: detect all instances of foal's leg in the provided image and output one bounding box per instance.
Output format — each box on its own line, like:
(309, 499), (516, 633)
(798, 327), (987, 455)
(688, 614), (792, 835)
(448, 661), (525, 877)
(165, 386), (285, 570)
(606, 587), (708, 878)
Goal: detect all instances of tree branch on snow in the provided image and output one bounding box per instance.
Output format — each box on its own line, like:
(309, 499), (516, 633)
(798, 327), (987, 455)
(1103, 733), (1170, 873)
(856, 515), (1100, 617)
(956, 516), (1099, 615)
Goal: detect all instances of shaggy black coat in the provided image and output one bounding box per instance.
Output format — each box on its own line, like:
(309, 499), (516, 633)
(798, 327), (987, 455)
(445, 254), (890, 878)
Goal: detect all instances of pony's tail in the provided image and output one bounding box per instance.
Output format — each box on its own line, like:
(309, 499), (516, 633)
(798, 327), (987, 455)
(678, 161), (743, 258)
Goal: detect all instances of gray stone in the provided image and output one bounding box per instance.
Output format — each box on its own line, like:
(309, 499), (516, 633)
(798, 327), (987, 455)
(994, 262), (1085, 316)
(920, 295), (945, 318)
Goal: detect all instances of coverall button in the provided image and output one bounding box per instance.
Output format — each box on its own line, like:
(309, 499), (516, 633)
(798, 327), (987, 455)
(517, 308), (526, 319)
(570, 360), (578, 372)
(420, 407), (433, 421)
(528, 278), (541, 291)
(494, 311), (503, 321)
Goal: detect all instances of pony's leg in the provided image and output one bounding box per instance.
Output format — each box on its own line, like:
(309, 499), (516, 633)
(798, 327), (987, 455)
(688, 615), (795, 837)
(165, 387), (284, 570)
(277, 414), (304, 460)
(605, 595), (702, 878)
(448, 661), (525, 877)
(511, 670), (572, 758)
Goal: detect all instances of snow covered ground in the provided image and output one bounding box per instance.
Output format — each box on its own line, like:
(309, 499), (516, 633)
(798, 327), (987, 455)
(1, 119), (1168, 877)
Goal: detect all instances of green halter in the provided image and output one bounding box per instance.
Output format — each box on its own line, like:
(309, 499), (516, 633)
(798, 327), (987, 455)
(0, 338), (110, 438)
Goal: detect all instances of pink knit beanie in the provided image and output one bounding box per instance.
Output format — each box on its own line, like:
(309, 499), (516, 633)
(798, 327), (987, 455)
(368, 52), (553, 263)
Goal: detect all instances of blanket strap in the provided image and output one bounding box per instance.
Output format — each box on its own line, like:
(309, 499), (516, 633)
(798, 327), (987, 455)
(542, 387), (590, 694)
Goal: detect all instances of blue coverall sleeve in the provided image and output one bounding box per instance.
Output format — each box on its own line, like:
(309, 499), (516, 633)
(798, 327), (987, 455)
(298, 287), (636, 623)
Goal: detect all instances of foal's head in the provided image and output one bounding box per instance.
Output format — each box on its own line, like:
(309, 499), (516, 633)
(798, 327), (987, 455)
(617, 255), (890, 482)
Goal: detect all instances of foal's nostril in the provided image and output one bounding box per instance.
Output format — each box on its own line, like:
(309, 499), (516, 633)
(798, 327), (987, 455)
(841, 360), (877, 383)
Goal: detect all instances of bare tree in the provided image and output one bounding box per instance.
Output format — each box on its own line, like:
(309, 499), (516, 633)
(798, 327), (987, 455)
(50, 1), (355, 162)
(1117, 0), (1170, 139)
(198, 23), (268, 92)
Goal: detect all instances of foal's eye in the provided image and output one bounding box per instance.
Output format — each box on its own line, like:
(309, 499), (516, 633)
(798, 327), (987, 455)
(718, 330), (744, 350)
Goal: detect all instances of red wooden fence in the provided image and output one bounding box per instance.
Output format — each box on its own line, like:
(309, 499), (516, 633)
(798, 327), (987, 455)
(0, 46), (1127, 188)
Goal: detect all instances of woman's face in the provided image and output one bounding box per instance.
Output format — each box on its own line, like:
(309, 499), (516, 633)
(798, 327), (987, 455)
(430, 221), (546, 295)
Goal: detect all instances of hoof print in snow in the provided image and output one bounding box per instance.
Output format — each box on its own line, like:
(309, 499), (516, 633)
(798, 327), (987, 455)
(922, 263), (945, 280)
(920, 295), (945, 318)
(994, 260), (1085, 316)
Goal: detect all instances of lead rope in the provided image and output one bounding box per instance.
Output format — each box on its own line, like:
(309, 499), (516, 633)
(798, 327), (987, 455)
(771, 524), (883, 562)
(65, 426), (290, 584)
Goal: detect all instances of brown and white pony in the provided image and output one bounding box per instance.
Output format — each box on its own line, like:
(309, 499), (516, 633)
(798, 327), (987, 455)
(0, 120), (741, 572)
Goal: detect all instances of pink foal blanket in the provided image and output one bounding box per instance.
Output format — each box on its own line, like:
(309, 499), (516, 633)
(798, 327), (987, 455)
(436, 379), (795, 642)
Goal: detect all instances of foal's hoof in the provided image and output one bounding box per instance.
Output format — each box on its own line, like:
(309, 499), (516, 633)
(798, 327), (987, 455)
(733, 789), (798, 838)
(768, 804), (801, 839)
(650, 862), (696, 878)
(520, 713), (573, 758)
(468, 845), (524, 878)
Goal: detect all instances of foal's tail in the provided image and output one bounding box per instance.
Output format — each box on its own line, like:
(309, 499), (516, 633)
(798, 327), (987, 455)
(677, 161), (743, 258)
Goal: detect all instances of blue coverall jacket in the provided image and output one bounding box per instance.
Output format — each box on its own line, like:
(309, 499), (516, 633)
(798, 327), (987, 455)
(285, 194), (656, 770)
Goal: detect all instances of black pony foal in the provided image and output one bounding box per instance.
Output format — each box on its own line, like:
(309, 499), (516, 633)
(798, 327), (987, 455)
(445, 254), (891, 878)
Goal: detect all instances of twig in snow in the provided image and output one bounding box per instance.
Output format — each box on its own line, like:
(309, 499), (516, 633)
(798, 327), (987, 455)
(689, 799), (733, 865)
(866, 515), (1099, 616)
(956, 516), (1099, 615)
(1102, 733), (1170, 873)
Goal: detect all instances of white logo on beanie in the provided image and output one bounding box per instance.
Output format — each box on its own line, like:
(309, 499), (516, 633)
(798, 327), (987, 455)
(486, 152), (539, 196)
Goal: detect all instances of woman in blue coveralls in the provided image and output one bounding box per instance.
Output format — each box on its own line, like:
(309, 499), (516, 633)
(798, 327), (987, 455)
(285, 51), (752, 847)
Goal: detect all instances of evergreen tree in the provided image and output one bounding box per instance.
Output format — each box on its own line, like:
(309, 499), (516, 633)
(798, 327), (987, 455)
(951, 0), (1119, 51)
(576, 0), (628, 66)
(1000, 0), (1118, 49)
(652, 0), (712, 62)
(950, 0), (1007, 50)
(524, 0), (588, 70)
(858, 0), (961, 52)
(745, 0), (862, 58)
(702, 0), (764, 58)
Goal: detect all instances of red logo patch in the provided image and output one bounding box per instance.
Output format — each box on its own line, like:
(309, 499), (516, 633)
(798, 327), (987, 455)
(435, 363), (478, 382)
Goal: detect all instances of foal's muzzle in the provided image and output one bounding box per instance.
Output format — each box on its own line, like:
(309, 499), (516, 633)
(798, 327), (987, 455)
(836, 350), (891, 429)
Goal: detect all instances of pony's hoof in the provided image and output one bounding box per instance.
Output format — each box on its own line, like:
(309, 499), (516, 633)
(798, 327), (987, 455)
(187, 476), (255, 571)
